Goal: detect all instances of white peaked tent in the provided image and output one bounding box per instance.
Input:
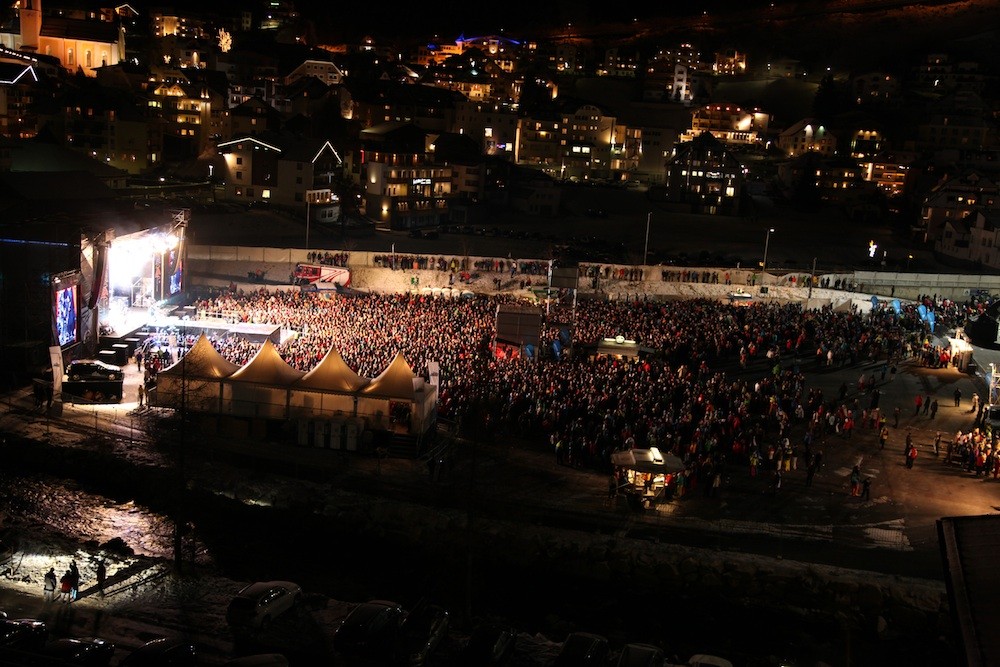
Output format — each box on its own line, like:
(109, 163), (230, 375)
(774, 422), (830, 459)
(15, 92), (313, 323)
(153, 334), (240, 412)
(358, 352), (437, 432)
(153, 339), (438, 436)
(288, 347), (368, 417)
(224, 339), (305, 418)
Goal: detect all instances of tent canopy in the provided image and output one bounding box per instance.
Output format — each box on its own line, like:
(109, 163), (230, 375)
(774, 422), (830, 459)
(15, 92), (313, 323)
(611, 447), (686, 474)
(296, 346), (368, 393)
(160, 333), (240, 379)
(361, 352), (418, 400)
(228, 339), (305, 385)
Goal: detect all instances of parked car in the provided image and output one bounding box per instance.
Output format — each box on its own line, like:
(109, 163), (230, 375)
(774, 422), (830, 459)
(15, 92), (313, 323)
(459, 622), (517, 665)
(0, 617), (47, 651)
(225, 581), (302, 632)
(616, 643), (665, 667)
(333, 599), (405, 663)
(687, 655), (734, 667)
(223, 655), (290, 667)
(552, 632), (609, 666)
(66, 359), (123, 381)
(42, 637), (116, 666)
(118, 637), (198, 666)
(396, 602), (449, 666)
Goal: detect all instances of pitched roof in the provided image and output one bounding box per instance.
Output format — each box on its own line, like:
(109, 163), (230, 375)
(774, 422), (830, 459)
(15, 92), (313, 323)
(40, 17), (119, 43)
(228, 339), (305, 385)
(361, 352), (418, 400)
(160, 334), (239, 379)
(295, 347), (368, 393)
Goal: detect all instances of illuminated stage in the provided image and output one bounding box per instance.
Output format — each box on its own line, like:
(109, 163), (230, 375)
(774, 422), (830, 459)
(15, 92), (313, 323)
(103, 306), (283, 346)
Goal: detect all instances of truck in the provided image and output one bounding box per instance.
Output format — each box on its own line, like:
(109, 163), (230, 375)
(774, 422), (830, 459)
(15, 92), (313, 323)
(292, 263), (351, 290)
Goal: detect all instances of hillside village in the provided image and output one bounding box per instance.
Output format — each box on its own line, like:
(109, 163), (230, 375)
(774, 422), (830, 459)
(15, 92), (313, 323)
(0, 0), (997, 260)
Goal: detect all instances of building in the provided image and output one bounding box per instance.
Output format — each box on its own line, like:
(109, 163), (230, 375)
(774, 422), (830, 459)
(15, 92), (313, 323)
(777, 118), (837, 157)
(663, 131), (744, 215)
(0, 0), (124, 76)
(357, 121), (453, 231)
(919, 170), (1000, 244)
(680, 102), (768, 146)
(216, 132), (343, 214)
(451, 99), (518, 160)
(713, 48), (746, 76)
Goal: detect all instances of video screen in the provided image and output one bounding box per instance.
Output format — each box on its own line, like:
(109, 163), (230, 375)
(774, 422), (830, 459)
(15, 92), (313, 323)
(55, 284), (78, 347)
(166, 247), (183, 295)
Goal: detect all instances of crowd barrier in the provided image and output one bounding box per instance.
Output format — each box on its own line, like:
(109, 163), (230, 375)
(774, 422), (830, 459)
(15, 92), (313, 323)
(187, 245), (1000, 302)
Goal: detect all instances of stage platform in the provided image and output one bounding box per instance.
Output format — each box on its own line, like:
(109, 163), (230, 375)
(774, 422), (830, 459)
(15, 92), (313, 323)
(103, 307), (285, 346)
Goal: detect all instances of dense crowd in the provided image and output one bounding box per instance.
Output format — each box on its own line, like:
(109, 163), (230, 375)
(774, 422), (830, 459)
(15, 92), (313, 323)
(181, 287), (967, 483)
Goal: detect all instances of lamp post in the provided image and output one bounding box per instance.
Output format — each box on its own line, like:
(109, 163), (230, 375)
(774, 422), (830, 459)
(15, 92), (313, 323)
(760, 227), (775, 292)
(644, 211), (652, 266)
(906, 254), (913, 272)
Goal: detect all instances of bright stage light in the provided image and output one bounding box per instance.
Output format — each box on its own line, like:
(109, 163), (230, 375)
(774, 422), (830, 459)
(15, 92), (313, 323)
(109, 232), (179, 291)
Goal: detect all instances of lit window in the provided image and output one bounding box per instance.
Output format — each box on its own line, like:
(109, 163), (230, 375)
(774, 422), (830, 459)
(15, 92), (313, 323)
(262, 189), (271, 199)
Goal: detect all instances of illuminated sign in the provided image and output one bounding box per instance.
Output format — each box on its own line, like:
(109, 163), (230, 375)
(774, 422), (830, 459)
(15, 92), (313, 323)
(412, 178), (431, 185)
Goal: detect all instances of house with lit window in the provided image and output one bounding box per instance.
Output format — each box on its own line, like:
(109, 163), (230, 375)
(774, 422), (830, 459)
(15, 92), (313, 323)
(216, 132), (344, 214)
(919, 170), (1000, 244)
(934, 209), (1000, 270)
(148, 73), (220, 159)
(663, 131), (745, 215)
(777, 118), (837, 157)
(515, 109), (561, 177)
(44, 78), (161, 174)
(357, 121), (454, 231)
(339, 81), (463, 133)
(679, 103), (768, 147)
(0, 0), (123, 76)
(226, 96), (282, 140)
(861, 151), (918, 200)
(557, 101), (621, 181)
(284, 58), (344, 87)
(0, 57), (44, 138)
(713, 48), (746, 76)
(451, 98), (518, 160)
(776, 152), (867, 206)
(851, 72), (900, 105)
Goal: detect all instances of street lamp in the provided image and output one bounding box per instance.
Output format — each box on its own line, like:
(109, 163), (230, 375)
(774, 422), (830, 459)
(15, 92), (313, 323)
(644, 212), (652, 266)
(907, 254), (913, 271)
(760, 227), (775, 291)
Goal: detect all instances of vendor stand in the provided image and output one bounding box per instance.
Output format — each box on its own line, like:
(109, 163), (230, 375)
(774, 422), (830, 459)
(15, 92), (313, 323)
(611, 447), (686, 509)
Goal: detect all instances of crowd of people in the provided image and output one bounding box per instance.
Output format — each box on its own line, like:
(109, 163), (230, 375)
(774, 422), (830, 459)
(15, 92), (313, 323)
(176, 284), (974, 495)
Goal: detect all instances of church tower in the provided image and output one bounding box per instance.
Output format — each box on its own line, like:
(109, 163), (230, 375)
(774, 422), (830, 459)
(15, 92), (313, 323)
(19, 0), (42, 53)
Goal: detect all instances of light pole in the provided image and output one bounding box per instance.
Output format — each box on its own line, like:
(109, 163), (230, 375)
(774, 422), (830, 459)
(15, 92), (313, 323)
(644, 211), (652, 266)
(760, 227), (775, 292)
(906, 254), (913, 272)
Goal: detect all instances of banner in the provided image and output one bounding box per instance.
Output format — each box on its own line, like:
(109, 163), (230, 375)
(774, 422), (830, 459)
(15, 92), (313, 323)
(49, 346), (64, 394)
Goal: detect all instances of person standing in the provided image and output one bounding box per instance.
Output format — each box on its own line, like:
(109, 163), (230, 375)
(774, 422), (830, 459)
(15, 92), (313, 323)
(894, 406), (901, 428)
(850, 465), (861, 496)
(954, 388), (962, 408)
(137, 383), (145, 408)
(861, 477), (872, 500)
(914, 394), (923, 416)
(879, 426), (889, 450)
(69, 559), (80, 602)
(923, 394), (932, 415)
(971, 393), (980, 414)
(906, 442), (918, 469)
(43, 567), (57, 601)
(930, 399), (939, 420)
(58, 569), (72, 603)
(96, 560), (107, 596)
(934, 431), (942, 458)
